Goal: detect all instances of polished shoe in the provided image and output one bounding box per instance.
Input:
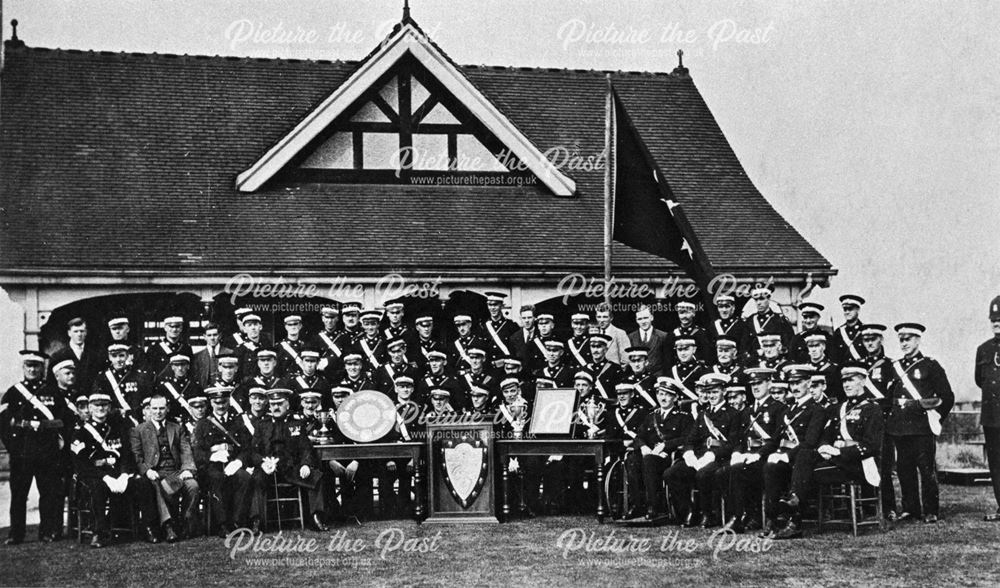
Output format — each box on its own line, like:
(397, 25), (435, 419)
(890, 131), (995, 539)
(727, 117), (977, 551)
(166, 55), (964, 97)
(682, 513), (704, 528)
(164, 524), (179, 543)
(145, 526), (161, 544)
(923, 514), (938, 524)
(40, 534), (56, 543)
(4, 536), (23, 546)
(773, 521), (803, 540)
(887, 510), (899, 522)
(895, 511), (914, 523)
(311, 513), (330, 532)
(758, 519), (778, 539)
(90, 535), (106, 549)
(984, 512), (1000, 522)
(218, 524), (234, 539)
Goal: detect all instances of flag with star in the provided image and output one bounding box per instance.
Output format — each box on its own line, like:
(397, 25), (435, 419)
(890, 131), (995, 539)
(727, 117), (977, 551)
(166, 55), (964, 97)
(608, 84), (716, 305)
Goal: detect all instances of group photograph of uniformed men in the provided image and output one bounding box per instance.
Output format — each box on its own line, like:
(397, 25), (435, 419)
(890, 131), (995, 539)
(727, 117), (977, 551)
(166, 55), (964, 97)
(4, 287), (995, 554)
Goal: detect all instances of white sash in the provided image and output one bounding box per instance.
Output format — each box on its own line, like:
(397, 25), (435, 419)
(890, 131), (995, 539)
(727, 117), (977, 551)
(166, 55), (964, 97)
(671, 366), (699, 401)
(104, 370), (131, 411)
(568, 338), (588, 367)
(752, 313), (773, 335)
(233, 333), (245, 346)
(863, 379), (885, 400)
(499, 403), (516, 426)
(280, 341), (306, 371)
(631, 379), (656, 407)
(840, 402), (881, 485)
(242, 413), (255, 436)
(83, 422), (118, 456)
(396, 412), (411, 441)
(783, 411), (802, 445)
(385, 363), (399, 383)
(703, 411), (727, 441)
(319, 332), (342, 357)
(162, 382), (197, 419)
(453, 340), (472, 365)
(159, 341), (173, 355)
(839, 327), (863, 361)
(892, 360), (942, 435)
(486, 321), (511, 356)
(13, 382), (55, 421)
(714, 319), (733, 336)
(749, 407), (771, 440)
(615, 408), (637, 438)
(360, 339), (382, 368)
(533, 338), (548, 357)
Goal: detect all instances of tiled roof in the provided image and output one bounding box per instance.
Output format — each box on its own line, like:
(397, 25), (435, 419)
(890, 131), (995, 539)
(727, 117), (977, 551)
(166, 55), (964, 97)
(0, 41), (833, 279)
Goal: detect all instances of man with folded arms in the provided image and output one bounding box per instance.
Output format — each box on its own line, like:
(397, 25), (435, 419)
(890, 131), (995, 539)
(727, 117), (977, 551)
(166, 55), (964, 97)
(130, 394), (201, 542)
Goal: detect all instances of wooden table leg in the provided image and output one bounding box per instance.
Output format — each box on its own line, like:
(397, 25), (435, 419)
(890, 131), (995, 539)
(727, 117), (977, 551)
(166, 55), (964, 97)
(414, 452), (423, 522)
(501, 453), (510, 522)
(595, 449), (605, 523)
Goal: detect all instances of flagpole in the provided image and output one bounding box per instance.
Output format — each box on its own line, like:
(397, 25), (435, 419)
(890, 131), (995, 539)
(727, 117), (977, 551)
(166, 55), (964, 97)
(603, 74), (613, 306)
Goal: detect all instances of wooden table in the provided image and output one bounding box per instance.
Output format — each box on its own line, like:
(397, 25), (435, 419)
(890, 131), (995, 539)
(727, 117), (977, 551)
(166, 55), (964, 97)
(315, 442), (425, 521)
(495, 439), (606, 522)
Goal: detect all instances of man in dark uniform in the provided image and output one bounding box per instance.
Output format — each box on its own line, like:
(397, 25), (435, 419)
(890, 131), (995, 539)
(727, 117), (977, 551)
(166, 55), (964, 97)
(667, 338), (710, 408)
(665, 373), (741, 528)
(94, 343), (154, 427)
(526, 313), (559, 373)
(718, 367), (785, 533)
(416, 350), (460, 407)
(710, 294), (750, 360)
(1, 351), (68, 544)
(757, 333), (791, 376)
(482, 292), (518, 369)
(833, 294), (867, 364)
(382, 299), (410, 341)
(976, 295), (1000, 521)
(213, 353), (245, 414)
(339, 301), (363, 343)
(585, 334), (623, 405)
(155, 354), (203, 425)
(621, 346), (660, 410)
(337, 353), (376, 393)
(712, 336), (745, 384)
(407, 314), (446, 374)
(450, 314), (488, 373)
(192, 385), (256, 536)
(789, 302), (835, 363)
(859, 322), (897, 518)
(279, 350), (334, 409)
(313, 306), (346, 380)
(221, 307), (251, 350)
(355, 310), (388, 374)
(456, 348), (499, 410)
(373, 338), (419, 399)
(533, 340), (574, 390)
(107, 315), (146, 371)
(773, 363), (884, 539)
(382, 375), (422, 516)
(604, 383), (649, 519)
(666, 301), (712, 367)
(276, 315), (308, 378)
(234, 349), (280, 410)
(760, 365), (827, 538)
(566, 313), (595, 370)
(746, 286), (795, 359)
(234, 314), (267, 382)
(886, 322), (954, 523)
(49, 318), (104, 392)
(636, 378), (693, 521)
(70, 391), (157, 547)
(144, 316), (194, 381)
(250, 388), (330, 531)
(804, 332), (842, 402)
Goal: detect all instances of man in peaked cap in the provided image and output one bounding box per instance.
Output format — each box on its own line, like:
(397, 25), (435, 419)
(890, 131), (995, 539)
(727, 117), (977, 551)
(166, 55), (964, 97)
(312, 305), (346, 378)
(144, 315), (195, 381)
(711, 294), (751, 359)
(155, 354), (204, 425)
(1, 350), (68, 544)
(665, 300), (712, 368)
(833, 294), (867, 363)
(106, 314), (146, 370)
(858, 322), (897, 517)
(886, 322), (953, 523)
(354, 309), (388, 373)
(373, 337), (419, 399)
(636, 377), (693, 521)
(667, 338), (711, 408)
(533, 340), (574, 389)
(977, 295), (1000, 521)
(276, 315), (309, 378)
(279, 349), (334, 410)
(406, 313), (446, 373)
(621, 346), (660, 410)
(450, 314), (490, 373)
(746, 285), (795, 359)
(382, 299), (410, 341)
(789, 302), (834, 364)
(339, 301), (364, 343)
(585, 334), (624, 405)
(94, 342), (154, 426)
(481, 292), (518, 367)
(566, 312), (595, 370)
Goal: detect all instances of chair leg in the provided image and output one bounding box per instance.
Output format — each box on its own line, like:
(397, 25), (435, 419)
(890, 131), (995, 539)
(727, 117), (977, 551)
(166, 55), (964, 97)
(849, 483), (859, 537)
(298, 487), (306, 530)
(817, 488), (825, 530)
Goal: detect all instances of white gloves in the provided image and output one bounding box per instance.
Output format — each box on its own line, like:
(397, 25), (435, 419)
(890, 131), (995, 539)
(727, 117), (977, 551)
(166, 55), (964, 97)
(224, 460), (243, 477)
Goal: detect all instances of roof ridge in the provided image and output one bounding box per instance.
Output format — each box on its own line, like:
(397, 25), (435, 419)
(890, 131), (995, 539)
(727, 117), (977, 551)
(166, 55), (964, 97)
(8, 44), (356, 66)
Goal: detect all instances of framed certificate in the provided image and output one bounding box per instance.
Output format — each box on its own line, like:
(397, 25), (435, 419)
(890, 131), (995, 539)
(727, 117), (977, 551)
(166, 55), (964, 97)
(528, 388), (578, 436)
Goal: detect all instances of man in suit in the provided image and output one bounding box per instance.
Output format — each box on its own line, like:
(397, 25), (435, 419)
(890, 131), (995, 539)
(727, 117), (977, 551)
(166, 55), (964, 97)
(596, 303), (631, 365)
(193, 322), (232, 388)
(628, 305), (668, 375)
(49, 317), (104, 392)
(130, 394), (201, 542)
(507, 305), (537, 370)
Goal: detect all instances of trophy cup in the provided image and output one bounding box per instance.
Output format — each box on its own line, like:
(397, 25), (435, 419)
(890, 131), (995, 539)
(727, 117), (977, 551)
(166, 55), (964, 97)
(312, 409), (335, 444)
(509, 398), (528, 440)
(584, 398), (599, 439)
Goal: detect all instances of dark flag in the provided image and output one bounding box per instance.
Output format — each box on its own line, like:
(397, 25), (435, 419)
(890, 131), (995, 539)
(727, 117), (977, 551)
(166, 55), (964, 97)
(608, 84), (717, 309)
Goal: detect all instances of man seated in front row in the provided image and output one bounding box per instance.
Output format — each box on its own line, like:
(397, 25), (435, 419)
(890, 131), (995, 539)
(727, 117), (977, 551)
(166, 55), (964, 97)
(250, 388), (330, 531)
(636, 378), (693, 522)
(130, 394), (201, 543)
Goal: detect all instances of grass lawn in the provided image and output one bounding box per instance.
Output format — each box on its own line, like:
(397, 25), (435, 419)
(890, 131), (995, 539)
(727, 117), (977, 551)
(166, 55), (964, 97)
(2, 484), (999, 587)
